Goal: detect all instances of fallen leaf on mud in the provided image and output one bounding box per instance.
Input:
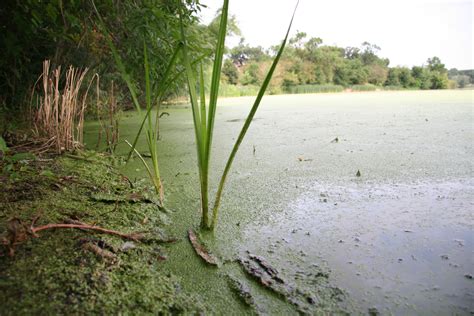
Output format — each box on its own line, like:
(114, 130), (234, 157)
(188, 229), (219, 266)
(2, 218), (29, 256)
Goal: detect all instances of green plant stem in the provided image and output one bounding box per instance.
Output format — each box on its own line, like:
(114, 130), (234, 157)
(124, 140), (161, 197)
(179, 11), (208, 227)
(210, 1), (298, 230)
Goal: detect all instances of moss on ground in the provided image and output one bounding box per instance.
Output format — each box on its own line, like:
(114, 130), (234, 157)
(0, 151), (205, 315)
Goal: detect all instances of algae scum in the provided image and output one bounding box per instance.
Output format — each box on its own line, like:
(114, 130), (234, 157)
(2, 90), (473, 314)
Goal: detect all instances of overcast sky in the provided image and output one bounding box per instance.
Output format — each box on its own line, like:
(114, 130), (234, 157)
(199, 0), (473, 70)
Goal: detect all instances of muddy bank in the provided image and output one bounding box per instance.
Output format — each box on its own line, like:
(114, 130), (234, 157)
(0, 152), (204, 314)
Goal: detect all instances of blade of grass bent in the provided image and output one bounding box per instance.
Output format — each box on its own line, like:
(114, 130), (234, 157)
(124, 140), (161, 195)
(125, 45), (182, 162)
(210, 1), (299, 229)
(125, 50), (207, 163)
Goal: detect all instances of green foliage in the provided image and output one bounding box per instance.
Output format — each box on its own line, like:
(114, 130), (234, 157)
(218, 84), (260, 97)
(429, 72), (449, 89)
(222, 59), (239, 84)
(0, 136), (8, 154)
(451, 75), (471, 88)
(350, 84), (377, 92)
(181, 0), (297, 230)
(334, 59), (368, 86)
(0, 0), (208, 109)
(241, 63), (262, 85)
(229, 41), (267, 65)
(285, 84), (344, 94)
(427, 56), (447, 73)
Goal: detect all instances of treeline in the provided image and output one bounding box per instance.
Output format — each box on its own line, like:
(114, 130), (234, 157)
(221, 32), (469, 94)
(0, 0), (212, 111)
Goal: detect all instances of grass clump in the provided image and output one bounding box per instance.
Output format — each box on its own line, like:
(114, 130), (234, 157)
(285, 84), (344, 94)
(32, 60), (96, 153)
(350, 84), (378, 91)
(218, 83), (261, 97)
(180, 0), (298, 230)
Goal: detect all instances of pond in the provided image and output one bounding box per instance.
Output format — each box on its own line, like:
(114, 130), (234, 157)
(85, 90), (473, 314)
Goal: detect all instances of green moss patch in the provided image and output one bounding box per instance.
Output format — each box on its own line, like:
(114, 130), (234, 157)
(0, 151), (204, 314)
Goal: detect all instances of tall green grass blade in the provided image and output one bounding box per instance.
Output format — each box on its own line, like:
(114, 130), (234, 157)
(92, 1), (141, 114)
(199, 64), (207, 137)
(205, 0), (228, 159)
(143, 42), (162, 200)
(210, 1), (299, 229)
(179, 22), (202, 150)
(179, 10), (211, 227)
(125, 45), (182, 162)
(144, 43), (152, 125)
(124, 140), (161, 195)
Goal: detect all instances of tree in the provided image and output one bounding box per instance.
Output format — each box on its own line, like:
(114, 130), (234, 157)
(398, 67), (414, 88)
(304, 37), (323, 54)
(0, 0), (207, 108)
(452, 75), (470, 88)
(289, 31), (307, 49)
(241, 62), (261, 85)
(386, 68), (401, 86)
(229, 41), (267, 66)
(360, 42), (381, 65)
(367, 64), (388, 85)
(222, 59), (239, 84)
(427, 56), (447, 73)
(334, 59), (368, 86)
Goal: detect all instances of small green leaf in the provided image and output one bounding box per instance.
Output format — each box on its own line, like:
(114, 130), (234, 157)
(11, 152), (36, 162)
(40, 170), (55, 178)
(0, 136), (8, 153)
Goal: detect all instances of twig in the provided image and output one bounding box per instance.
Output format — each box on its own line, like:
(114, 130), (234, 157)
(30, 223), (143, 241)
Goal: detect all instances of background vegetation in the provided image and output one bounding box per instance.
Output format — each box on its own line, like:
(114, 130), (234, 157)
(222, 33), (472, 95)
(0, 0), (211, 114)
(0, 1), (472, 123)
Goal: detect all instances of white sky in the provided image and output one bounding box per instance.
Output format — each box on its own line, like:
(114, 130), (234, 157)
(199, 0), (473, 70)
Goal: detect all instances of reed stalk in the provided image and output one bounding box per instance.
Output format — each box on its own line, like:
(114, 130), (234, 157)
(34, 60), (94, 153)
(180, 0), (298, 230)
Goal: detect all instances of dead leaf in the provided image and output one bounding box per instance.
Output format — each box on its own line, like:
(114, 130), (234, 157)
(188, 229), (219, 266)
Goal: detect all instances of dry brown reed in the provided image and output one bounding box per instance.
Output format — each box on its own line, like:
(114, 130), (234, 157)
(33, 60), (94, 154)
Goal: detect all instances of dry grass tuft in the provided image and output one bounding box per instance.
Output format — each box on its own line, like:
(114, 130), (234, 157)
(32, 60), (94, 154)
